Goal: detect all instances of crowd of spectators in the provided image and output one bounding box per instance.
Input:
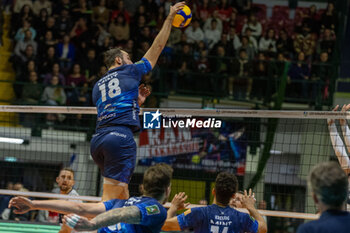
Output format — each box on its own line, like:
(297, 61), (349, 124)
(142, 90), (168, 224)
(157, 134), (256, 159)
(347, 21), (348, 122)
(3, 0), (339, 119)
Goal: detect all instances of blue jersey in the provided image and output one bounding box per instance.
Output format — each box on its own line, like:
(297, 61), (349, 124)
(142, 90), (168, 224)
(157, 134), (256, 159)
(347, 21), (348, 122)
(297, 210), (350, 233)
(92, 58), (152, 131)
(177, 204), (258, 233)
(99, 196), (167, 233)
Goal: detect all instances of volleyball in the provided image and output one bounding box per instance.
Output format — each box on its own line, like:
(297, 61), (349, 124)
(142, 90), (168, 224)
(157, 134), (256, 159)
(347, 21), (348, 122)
(172, 5), (192, 28)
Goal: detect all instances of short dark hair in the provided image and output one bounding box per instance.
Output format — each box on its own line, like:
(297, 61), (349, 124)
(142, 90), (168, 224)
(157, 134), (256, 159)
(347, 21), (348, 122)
(309, 162), (348, 207)
(59, 167), (75, 177)
(215, 172), (238, 205)
(104, 48), (124, 69)
(143, 163), (173, 199)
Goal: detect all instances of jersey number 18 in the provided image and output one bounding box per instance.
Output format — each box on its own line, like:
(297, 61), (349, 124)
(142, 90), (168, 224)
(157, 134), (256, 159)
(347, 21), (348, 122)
(99, 78), (121, 102)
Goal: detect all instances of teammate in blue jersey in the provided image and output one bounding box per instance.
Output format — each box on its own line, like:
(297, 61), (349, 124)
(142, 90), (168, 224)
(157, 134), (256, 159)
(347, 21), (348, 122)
(90, 1), (186, 202)
(163, 172), (267, 233)
(9, 163), (174, 233)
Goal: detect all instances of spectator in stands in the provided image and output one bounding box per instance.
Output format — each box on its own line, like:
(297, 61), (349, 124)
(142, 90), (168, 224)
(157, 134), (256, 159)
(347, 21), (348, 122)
(44, 63), (66, 85)
(4, 182), (31, 221)
(287, 51), (310, 98)
(81, 48), (100, 86)
(53, 0), (73, 17)
(66, 63), (86, 88)
(72, 0), (91, 20)
(233, 0), (252, 15)
(92, 0), (110, 26)
(294, 24), (316, 58)
(109, 14), (130, 45)
(20, 71), (43, 105)
(213, 45), (230, 94)
(259, 29), (277, 55)
(296, 162), (350, 233)
(15, 19), (36, 42)
(34, 8), (49, 39)
(244, 27), (258, 52)
(204, 19), (221, 49)
(196, 50), (210, 73)
(311, 52), (331, 103)
(37, 31), (57, 57)
(175, 43), (193, 92)
(224, 10), (238, 32)
(227, 27), (241, 51)
(16, 4), (34, 30)
(33, 0), (52, 16)
(251, 52), (268, 100)
(242, 14), (262, 38)
(318, 28), (336, 56)
(320, 2), (337, 32)
(38, 46), (58, 74)
(300, 4), (319, 34)
(135, 41), (151, 61)
(41, 75), (66, 107)
(230, 49), (252, 99)
(37, 16), (57, 41)
(217, 0), (233, 22)
(69, 17), (88, 43)
(269, 52), (287, 96)
(276, 29), (294, 57)
(213, 33), (235, 57)
(238, 36), (255, 60)
(0, 182), (13, 219)
(56, 9), (73, 38)
(131, 15), (146, 38)
(57, 34), (75, 71)
(97, 35), (113, 57)
(14, 30), (37, 58)
(111, 0), (130, 23)
(204, 10), (223, 34)
(196, 0), (212, 23)
(185, 19), (204, 44)
(13, 0), (33, 14)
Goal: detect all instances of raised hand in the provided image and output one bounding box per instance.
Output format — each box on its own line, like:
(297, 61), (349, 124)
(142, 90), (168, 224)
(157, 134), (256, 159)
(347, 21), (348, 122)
(240, 189), (256, 210)
(169, 1), (186, 18)
(340, 104), (350, 125)
(138, 84), (151, 106)
(8, 197), (34, 214)
(327, 105), (339, 126)
(170, 192), (190, 211)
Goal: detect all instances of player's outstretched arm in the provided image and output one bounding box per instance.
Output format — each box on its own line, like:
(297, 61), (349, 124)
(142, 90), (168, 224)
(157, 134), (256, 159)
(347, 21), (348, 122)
(64, 206), (141, 231)
(328, 105), (350, 174)
(340, 104), (350, 153)
(241, 189), (267, 233)
(9, 196), (105, 218)
(143, 1), (185, 68)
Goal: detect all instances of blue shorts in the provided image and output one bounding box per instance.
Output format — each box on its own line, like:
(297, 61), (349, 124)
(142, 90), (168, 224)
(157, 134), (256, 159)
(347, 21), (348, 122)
(90, 126), (136, 184)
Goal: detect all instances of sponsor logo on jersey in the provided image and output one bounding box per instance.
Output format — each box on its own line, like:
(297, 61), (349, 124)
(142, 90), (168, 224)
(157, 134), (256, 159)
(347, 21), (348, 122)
(146, 205), (160, 215)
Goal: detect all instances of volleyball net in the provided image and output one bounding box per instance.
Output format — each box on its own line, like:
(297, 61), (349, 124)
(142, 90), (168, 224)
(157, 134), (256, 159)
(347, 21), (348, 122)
(0, 105), (347, 231)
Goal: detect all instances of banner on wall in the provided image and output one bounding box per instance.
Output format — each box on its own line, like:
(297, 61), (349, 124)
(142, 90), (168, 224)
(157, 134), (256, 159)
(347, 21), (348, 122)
(138, 119), (247, 175)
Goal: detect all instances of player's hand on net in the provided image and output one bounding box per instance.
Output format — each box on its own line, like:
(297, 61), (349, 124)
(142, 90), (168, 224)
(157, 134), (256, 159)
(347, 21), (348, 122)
(240, 189), (256, 210)
(169, 1), (186, 18)
(327, 105), (339, 126)
(170, 192), (190, 210)
(340, 104), (350, 125)
(8, 196), (33, 214)
(64, 214), (96, 231)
